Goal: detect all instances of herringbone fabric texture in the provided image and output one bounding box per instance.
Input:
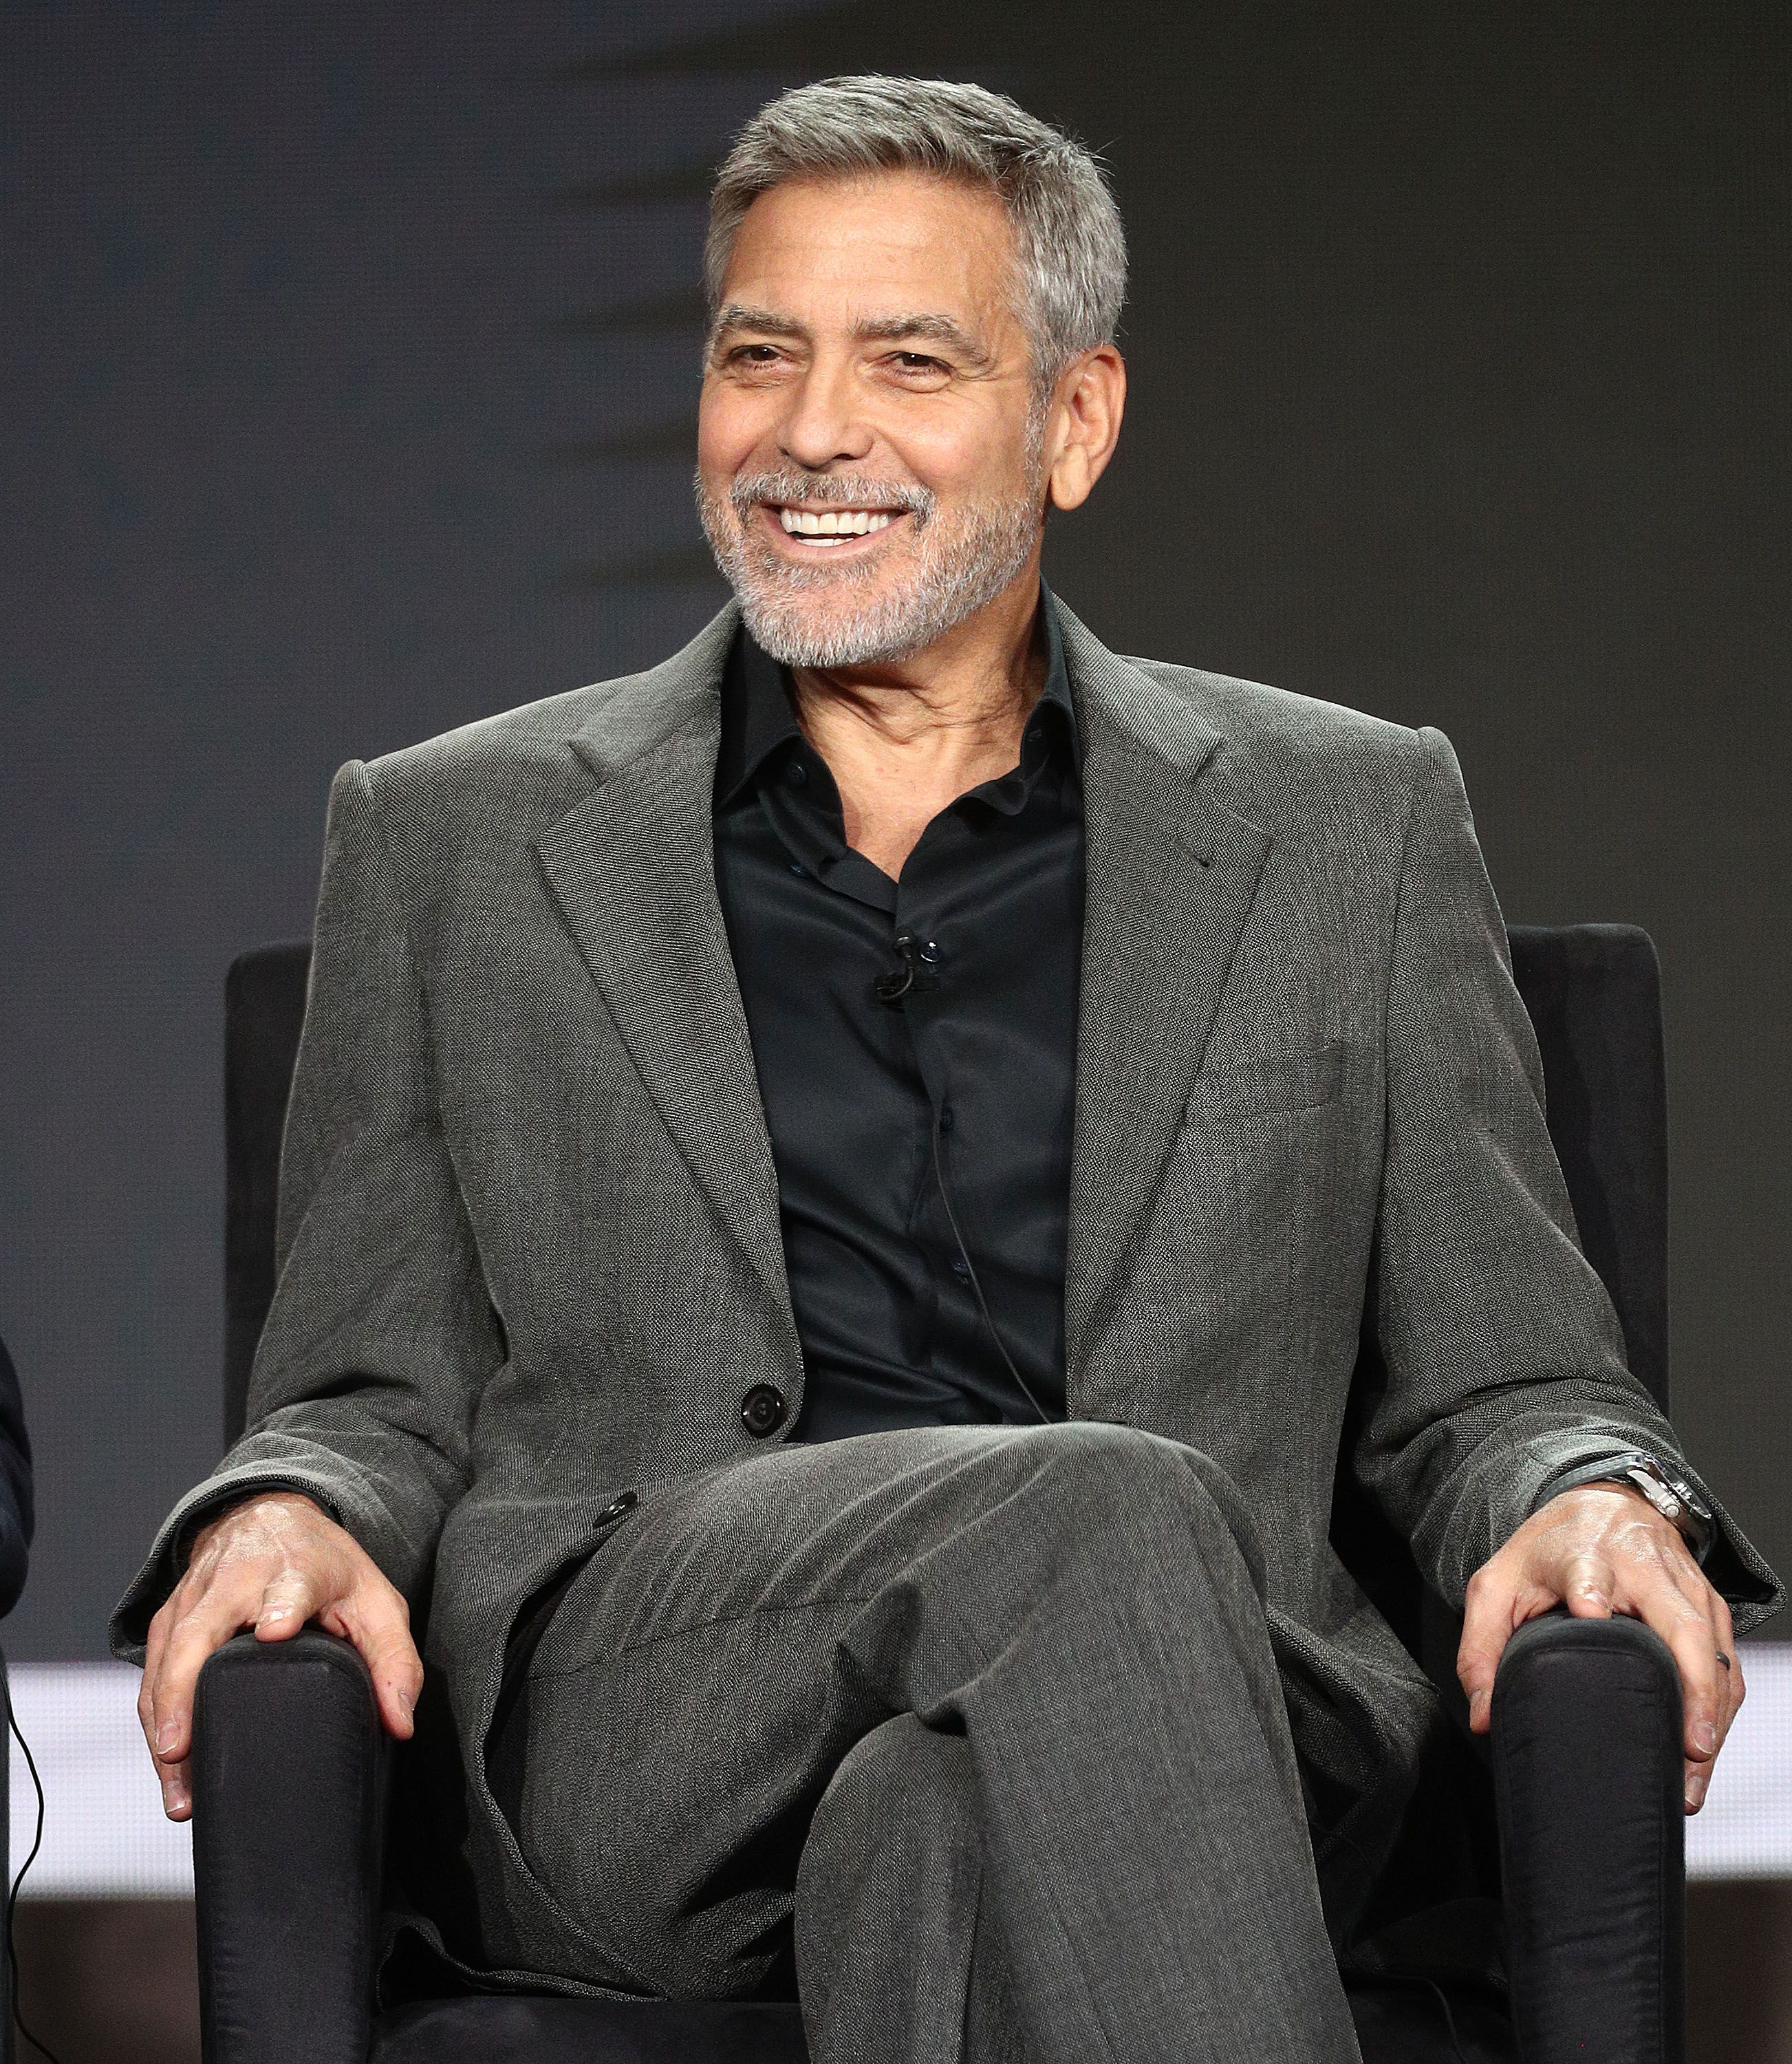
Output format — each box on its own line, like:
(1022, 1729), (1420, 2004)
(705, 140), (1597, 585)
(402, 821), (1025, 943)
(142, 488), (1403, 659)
(112, 600), (1780, 2016)
(516, 1423), (1361, 2063)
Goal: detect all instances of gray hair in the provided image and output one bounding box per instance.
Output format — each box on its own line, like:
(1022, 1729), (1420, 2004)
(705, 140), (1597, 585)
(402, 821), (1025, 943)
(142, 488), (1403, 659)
(704, 76), (1127, 394)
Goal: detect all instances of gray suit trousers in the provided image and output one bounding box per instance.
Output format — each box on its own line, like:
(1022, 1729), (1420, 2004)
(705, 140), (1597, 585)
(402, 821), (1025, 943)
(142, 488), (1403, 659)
(507, 1420), (1363, 2064)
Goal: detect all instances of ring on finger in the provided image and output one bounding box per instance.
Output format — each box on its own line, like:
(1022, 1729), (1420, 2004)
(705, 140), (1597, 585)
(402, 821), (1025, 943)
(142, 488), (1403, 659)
(1716, 1651), (1732, 1670)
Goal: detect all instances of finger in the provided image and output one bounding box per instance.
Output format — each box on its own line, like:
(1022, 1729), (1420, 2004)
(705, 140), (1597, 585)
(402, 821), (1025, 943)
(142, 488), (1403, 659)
(138, 1602), (173, 1760)
(1692, 1588), (1744, 1767)
(155, 1752), (193, 1822)
(1726, 1648), (1746, 1722)
(1618, 1571), (1728, 1807)
(1557, 1551), (1618, 1619)
(252, 1567), (321, 1640)
(323, 1587), (424, 1740)
(1456, 1565), (1521, 1733)
(150, 1585), (267, 1765)
(1712, 1598), (1745, 1731)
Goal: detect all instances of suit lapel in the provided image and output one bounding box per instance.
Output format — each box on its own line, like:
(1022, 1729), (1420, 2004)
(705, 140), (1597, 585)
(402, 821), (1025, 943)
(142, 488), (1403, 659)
(531, 599), (1272, 1390)
(533, 607), (799, 1342)
(1057, 606), (1275, 1384)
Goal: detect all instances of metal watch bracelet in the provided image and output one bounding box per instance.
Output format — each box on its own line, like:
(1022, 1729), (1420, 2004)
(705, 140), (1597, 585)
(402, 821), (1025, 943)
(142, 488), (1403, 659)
(1589, 1454), (1716, 1563)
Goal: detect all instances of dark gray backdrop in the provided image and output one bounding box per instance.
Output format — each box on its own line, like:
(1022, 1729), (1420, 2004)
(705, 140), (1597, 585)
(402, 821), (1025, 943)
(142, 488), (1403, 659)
(3, 1), (1786, 1659)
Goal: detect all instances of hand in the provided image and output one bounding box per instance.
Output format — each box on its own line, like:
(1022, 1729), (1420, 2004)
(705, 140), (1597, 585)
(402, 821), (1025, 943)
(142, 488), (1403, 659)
(1457, 1482), (1742, 1812)
(137, 1491), (424, 1820)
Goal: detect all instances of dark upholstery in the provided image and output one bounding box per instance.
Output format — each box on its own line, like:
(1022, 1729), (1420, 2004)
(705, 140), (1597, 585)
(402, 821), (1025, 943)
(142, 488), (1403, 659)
(224, 947), (314, 1450)
(378, 1997), (809, 2064)
(197, 925), (1688, 2064)
(1493, 1615), (1685, 2064)
(1505, 927), (1669, 1411)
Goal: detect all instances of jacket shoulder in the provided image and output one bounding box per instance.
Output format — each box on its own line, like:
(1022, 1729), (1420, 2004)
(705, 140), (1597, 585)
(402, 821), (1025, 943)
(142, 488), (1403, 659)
(1130, 655), (1418, 761)
(1123, 652), (1436, 863)
(1127, 655), (1429, 841)
(361, 674), (647, 823)
(352, 605), (738, 836)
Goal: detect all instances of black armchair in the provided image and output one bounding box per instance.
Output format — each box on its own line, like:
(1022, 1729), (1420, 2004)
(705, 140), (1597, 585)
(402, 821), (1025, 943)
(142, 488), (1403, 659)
(193, 925), (1690, 2064)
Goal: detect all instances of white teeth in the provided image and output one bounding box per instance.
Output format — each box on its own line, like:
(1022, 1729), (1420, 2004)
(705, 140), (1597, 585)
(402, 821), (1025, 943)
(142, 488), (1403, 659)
(775, 508), (896, 539)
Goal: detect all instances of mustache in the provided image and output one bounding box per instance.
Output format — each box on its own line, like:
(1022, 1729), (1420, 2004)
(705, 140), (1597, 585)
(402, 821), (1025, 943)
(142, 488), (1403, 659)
(726, 469), (936, 524)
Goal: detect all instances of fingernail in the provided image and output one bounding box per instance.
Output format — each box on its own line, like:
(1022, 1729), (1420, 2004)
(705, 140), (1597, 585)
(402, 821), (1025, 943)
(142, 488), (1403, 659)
(1685, 1778), (1703, 1811)
(156, 1721), (179, 1755)
(1694, 1722), (1718, 1755)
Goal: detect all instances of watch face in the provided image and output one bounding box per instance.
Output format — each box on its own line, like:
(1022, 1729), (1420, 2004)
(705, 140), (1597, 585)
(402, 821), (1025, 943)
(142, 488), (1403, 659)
(1672, 1478), (1714, 1520)
(1621, 1462), (1714, 1557)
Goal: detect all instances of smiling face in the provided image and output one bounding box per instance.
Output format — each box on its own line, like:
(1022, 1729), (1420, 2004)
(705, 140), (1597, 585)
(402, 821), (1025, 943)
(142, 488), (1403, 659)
(695, 170), (1054, 668)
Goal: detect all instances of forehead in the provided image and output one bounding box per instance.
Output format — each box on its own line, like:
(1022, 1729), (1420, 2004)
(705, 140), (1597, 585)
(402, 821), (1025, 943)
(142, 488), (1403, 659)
(720, 171), (1024, 336)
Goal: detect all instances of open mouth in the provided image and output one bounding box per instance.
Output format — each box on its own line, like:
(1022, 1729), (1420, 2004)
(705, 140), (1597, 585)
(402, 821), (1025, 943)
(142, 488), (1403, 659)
(762, 504), (905, 549)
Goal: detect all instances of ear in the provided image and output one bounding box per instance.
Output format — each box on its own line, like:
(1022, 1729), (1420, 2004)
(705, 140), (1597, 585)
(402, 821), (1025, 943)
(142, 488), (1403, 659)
(1045, 346), (1127, 513)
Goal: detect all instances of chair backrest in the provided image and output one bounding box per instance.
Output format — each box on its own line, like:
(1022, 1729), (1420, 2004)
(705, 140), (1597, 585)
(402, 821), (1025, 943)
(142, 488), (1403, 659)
(1505, 924), (1668, 1412)
(224, 942), (312, 1448)
(221, 923), (1670, 1444)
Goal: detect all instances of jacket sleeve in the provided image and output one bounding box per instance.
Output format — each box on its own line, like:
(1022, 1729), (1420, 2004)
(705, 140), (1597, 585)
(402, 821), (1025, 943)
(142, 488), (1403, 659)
(1350, 725), (1782, 1633)
(0, 1337), (33, 1620)
(109, 760), (504, 1660)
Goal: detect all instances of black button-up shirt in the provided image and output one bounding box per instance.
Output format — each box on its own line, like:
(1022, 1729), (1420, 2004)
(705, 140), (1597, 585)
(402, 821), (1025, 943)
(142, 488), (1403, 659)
(713, 590), (1084, 1442)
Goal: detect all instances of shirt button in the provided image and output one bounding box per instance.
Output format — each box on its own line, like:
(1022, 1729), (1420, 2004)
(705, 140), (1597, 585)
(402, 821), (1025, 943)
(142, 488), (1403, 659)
(951, 1258), (973, 1280)
(596, 1490), (636, 1525)
(918, 939), (942, 965)
(788, 862), (806, 877)
(938, 1106), (956, 1133)
(784, 760), (808, 788)
(740, 1384), (788, 1437)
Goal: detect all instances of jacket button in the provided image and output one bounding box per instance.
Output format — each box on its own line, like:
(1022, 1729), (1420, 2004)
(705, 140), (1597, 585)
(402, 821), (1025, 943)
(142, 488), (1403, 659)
(740, 1384), (787, 1437)
(597, 1490), (636, 1524)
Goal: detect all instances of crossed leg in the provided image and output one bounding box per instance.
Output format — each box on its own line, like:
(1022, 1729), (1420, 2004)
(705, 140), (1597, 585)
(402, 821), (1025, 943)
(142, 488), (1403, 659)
(510, 1420), (1363, 2064)
(797, 1715), (1028, 2064)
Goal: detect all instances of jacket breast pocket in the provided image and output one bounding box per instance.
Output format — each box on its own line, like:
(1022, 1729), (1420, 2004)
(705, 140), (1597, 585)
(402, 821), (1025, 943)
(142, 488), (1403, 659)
(1182, 1038), (1348, 1121)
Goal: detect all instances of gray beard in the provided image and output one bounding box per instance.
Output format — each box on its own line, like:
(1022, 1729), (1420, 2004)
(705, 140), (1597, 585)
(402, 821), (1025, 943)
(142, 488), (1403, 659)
(695, 465), (1044, 669)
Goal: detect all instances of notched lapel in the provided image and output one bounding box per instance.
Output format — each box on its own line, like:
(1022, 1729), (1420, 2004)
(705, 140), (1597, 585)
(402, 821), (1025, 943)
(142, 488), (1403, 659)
(533, 634), (798, 1348)
(1058, 612), (1275, 1383)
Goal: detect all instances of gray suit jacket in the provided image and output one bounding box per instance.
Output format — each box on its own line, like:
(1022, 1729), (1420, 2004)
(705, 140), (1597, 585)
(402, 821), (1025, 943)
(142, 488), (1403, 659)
(114, 599), (1780, 1984)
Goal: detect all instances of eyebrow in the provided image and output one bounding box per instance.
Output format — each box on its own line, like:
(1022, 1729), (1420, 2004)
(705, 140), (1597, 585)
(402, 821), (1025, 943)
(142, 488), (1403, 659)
(709, 303), (994, 369)
(855, 313), (993, 367)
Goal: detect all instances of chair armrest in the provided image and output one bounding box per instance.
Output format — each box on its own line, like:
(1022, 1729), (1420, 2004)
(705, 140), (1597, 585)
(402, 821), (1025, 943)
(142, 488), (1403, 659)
(193, 1628), (389, 2064)
(1492, 1611), (1684, 2064)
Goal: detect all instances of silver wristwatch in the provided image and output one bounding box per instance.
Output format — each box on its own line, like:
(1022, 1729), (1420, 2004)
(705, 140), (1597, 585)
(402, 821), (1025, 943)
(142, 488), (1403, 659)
(1595, 1455), (1715, 1562)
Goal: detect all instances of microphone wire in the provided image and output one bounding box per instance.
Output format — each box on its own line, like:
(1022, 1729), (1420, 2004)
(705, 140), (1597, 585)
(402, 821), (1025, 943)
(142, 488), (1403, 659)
(6, 1701), (63, 2063)
(929, 1116), (1054, 1429)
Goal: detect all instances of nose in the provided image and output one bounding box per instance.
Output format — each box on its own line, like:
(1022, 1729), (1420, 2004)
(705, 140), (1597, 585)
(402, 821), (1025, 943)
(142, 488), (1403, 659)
(777, 355), (874, 472)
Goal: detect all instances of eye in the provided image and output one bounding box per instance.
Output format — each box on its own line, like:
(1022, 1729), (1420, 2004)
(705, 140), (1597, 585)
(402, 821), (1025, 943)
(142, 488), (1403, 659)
(891, 352), (944, 372)
(726, 343), (784, 365)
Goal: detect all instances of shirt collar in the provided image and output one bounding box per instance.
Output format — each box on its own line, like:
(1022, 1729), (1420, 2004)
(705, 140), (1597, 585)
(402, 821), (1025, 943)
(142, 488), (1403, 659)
(713, 582), (1082, 811)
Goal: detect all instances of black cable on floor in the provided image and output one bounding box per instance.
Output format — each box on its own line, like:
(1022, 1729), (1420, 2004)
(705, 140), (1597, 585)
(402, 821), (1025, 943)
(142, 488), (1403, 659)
(6, 1704), (63, 2064)
(1363, 1970), (1477, 2064)
(1418, 1974), (1474, 2064)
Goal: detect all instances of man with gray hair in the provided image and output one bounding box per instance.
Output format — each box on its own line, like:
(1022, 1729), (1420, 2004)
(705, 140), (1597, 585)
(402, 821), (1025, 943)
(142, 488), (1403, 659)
(117, 75), (1776, 2064)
